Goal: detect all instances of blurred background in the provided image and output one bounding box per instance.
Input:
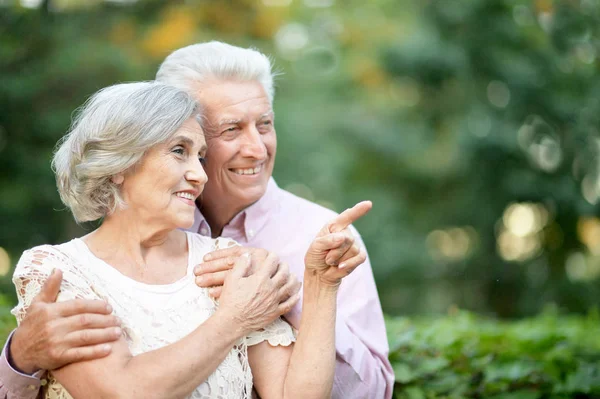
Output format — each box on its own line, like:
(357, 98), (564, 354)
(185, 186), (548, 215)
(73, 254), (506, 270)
(1, 0), (599, 325)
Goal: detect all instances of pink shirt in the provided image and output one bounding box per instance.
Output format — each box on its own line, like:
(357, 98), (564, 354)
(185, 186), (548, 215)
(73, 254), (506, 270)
(192, 178), (393, 398)
(0, 331), (44, 399)
(1, 178), (394, 399)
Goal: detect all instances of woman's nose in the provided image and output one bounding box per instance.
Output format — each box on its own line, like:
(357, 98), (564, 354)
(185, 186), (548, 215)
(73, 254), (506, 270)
(186, 158), (208, 185)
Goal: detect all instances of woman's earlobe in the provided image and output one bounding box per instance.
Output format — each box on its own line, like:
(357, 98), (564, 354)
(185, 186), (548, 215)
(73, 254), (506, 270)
(111, 174), (124, 184)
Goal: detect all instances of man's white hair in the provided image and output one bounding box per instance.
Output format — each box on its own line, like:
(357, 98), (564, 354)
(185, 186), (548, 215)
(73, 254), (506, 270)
(156, 41), (276, 103)
(52, 81), (198, 222)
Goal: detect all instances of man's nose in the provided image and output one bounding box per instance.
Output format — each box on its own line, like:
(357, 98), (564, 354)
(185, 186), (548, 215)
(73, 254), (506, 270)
(240, 127), (267, 159)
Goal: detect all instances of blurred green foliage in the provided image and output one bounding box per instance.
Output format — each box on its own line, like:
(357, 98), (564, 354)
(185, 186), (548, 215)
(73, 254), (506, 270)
(387, 307), (600, 398)
(0, 0), (599, 321)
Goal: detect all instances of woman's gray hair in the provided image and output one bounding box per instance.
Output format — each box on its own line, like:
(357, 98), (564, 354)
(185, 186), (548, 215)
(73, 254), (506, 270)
(52, 81), (199, 222)
(156, 41), (277, 103)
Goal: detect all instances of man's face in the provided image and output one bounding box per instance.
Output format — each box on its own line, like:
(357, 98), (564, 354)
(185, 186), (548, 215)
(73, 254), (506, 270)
(194, 79), (276, 214)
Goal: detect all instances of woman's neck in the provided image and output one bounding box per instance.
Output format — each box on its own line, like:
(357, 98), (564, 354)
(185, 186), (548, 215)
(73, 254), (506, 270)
(82, 211), (188, 284)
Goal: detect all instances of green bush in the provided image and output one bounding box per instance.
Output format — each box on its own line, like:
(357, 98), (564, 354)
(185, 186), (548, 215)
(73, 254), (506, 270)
(388, 308), (600, 399)
(0, 295), (15, 348)
(0, 300), (598, 398)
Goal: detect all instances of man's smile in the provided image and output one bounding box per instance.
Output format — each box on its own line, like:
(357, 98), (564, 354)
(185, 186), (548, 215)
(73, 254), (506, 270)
(230, 164), (263, 175)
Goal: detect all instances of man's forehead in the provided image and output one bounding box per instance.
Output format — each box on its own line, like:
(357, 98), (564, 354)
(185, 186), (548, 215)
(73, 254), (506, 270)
(191, 80), (270, 109)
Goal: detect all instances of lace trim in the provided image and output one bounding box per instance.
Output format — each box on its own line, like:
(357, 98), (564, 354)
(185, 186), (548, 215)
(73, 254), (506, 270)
(246, 318), (296, 347)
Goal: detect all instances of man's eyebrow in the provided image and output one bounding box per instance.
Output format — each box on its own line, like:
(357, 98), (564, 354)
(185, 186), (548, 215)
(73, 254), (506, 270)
(217, 118), (243, 127)
(259, 111), (274, 119)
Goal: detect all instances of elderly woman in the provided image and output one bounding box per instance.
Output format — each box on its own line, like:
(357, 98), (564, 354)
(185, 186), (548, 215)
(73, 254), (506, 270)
(11, 81), (370, 399)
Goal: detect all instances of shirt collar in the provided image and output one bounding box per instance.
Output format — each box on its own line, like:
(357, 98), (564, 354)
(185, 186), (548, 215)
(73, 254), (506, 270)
(192, 177), (280, 241)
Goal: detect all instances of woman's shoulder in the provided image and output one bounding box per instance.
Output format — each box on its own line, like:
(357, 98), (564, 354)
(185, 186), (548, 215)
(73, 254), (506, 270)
(14, 240), (82, 276)
(185, 232), (240, 266)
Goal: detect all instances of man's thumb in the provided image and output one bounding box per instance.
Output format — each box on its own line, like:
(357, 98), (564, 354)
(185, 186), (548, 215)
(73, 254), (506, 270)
(36, 269), (63, 303)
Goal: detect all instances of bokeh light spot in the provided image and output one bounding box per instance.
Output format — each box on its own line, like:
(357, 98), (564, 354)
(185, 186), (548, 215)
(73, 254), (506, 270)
(0, 248), (10, 276)
(486, 81), (510, 108)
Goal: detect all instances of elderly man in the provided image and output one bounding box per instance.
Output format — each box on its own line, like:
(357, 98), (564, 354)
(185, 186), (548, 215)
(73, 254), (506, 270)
(1, 41), (393, 399)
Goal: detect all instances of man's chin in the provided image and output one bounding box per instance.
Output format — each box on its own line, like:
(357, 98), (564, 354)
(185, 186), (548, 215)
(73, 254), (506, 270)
(235, 185), (268, 208)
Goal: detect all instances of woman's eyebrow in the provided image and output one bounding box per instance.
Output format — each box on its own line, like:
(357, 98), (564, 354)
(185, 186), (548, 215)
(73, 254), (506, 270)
(169, 136), (194, 146)
(170, 135), (205, 152)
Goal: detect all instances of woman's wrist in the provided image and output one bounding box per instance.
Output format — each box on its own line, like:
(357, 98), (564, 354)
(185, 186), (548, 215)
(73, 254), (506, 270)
(303, 270), (340, 297)
(211, 307), (252, 340)
(303, 269), (341, 292)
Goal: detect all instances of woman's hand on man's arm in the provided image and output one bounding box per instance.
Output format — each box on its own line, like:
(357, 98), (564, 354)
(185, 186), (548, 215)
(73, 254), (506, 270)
(10, 269), (121, 375)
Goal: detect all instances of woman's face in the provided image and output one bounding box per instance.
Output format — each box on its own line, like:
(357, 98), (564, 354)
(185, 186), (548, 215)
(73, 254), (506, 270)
(118, 117), (208, 230)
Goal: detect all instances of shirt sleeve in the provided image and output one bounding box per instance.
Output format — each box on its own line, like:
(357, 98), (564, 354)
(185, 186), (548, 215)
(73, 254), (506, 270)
(330, 229), (395, 399)
(0, 331), (44, 399)
(245, 317), (296, 347)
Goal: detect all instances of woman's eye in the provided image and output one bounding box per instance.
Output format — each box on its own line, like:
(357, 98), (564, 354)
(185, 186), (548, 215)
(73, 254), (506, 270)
(198, 156), (206, 165)
(172, 147), (185, 155)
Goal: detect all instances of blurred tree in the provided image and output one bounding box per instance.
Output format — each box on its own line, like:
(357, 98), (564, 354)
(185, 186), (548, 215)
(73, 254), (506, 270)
(0, 0), (599, 318)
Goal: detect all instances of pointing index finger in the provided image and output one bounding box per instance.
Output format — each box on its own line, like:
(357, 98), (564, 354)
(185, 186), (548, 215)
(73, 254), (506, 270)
(329, 201), (372, 233)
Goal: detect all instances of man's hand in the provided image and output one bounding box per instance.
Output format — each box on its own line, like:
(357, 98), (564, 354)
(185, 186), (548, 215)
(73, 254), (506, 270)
(10, 269), (122, 374)
(194, 247), (272, 298)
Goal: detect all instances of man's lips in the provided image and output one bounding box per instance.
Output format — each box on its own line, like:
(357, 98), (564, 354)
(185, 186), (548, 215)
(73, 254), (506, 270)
(229, 164), (263, 176)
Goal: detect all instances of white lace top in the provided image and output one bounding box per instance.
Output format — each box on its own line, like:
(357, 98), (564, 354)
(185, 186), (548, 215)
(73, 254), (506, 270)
(11, 232), (295, 399)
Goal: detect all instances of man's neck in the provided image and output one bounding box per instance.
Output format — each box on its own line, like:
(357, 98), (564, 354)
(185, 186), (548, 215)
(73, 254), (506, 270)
(199, 198), (256, 238)
(199, 202), (241, 238)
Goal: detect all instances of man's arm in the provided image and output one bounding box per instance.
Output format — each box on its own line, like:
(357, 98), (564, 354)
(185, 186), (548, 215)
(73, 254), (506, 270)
(195, 242), (395, 398)
(330, 235), (394, 399)
(1, 269), (121, 399)
(0, 331), (44, 399)
(267, 229), (393, 399)
(195, 205), (394, 398)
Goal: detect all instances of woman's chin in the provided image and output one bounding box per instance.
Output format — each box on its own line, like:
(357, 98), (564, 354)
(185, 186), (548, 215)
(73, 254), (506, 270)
(175, 216), (196, 231)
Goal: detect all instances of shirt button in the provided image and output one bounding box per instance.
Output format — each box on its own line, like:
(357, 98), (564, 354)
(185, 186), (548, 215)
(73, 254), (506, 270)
(248, 229), (255, 238)
(41, 379), (48, 386)
(200, 227), (208, 235)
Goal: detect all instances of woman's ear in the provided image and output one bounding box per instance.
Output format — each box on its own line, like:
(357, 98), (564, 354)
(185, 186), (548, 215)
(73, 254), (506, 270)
(111, 174), (124, 185)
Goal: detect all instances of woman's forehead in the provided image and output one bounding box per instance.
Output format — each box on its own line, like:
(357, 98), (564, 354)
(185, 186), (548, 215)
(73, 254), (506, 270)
(169, 118), (207, 147)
